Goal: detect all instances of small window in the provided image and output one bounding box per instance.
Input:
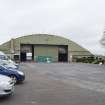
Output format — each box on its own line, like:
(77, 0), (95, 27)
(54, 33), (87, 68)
(14, 55), (20, 60)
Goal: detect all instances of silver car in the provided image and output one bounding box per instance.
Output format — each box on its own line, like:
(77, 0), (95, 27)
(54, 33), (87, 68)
(0, 74), (14, 96)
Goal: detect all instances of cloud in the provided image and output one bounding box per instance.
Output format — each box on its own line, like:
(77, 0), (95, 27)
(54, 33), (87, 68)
(0, 0), (105, 55)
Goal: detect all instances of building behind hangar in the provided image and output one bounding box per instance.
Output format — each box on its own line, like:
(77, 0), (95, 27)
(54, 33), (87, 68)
(0, 34), (92, 62)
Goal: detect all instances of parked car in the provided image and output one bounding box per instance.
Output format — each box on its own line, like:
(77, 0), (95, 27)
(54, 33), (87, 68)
(0, 60), (19, 69)
(6, 59), (19, 69)
(0, 51), (19, 69)
(0, 65), (25, 83)
(0, 74), (14, 96)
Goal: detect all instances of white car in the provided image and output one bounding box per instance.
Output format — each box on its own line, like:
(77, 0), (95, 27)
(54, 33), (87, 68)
(0, 74), (14, 96)
(8, 59), (19, 69)
(0, 51), (19, 69)
(0, 60), (18, 69)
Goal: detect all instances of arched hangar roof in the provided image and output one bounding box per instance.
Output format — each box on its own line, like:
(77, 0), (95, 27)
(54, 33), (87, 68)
(0, 34), (92, 56)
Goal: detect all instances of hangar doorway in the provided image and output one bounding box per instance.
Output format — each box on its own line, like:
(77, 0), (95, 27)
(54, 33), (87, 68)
(20, 44), (68, 62)
(20, 44), (34, 62)
(58, 46), (68, 62)
(20, 52), (26, 62)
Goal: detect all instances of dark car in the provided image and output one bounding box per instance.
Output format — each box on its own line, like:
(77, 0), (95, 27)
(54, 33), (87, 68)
(0, 65), (25, 83)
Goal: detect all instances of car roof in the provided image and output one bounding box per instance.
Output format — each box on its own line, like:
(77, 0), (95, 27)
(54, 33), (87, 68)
(0, 74), (8, 78)
(0, 51), (5, 56)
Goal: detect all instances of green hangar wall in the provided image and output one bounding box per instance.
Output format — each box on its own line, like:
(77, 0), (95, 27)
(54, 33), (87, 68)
(0, 34), (92, 62)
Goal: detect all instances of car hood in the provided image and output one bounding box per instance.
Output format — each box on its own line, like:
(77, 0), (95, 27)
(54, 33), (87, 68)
(0, 60), (19, 69)
(8, 67), (18, 71)
(5, 64), (17, 69)
(0, 74), (11, 82)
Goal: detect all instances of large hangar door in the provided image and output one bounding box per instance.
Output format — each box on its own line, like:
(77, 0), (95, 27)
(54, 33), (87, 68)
(34, 45), (58, 62)
(20, 45), (33, 62)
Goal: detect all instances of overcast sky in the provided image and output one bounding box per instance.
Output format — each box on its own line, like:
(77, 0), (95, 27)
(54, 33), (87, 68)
(0, 0), (105, 55)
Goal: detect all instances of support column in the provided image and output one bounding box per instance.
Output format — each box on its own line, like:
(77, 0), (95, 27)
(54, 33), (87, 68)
(10, 39), (15, 60)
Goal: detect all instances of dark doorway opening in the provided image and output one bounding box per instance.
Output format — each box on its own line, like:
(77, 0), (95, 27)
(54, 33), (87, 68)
(59, 53), (68, 62)
(58, 45), (68, 62)
(20, 44), (33, 62)
(32, 45), (34, 61)
(20, 52), (26, 62)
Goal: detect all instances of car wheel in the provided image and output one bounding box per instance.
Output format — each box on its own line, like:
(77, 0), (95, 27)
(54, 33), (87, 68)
(10, 75), (17, 84)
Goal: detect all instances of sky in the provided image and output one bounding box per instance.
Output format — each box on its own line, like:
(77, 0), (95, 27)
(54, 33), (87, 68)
(0, 0), (105, 55)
